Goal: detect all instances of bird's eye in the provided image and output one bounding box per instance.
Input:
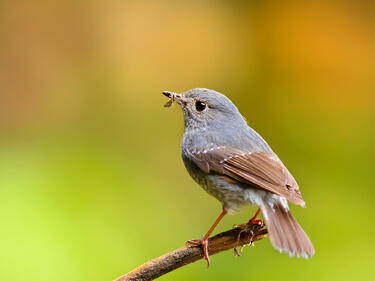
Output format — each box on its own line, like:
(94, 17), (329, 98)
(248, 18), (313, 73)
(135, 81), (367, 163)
(195, 100), (206, 112)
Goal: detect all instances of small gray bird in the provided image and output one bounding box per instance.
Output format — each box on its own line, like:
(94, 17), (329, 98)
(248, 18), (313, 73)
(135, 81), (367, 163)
(162, 88), (314, 265)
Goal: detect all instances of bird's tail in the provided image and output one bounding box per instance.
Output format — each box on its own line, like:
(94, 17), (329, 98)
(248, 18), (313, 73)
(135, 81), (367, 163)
(260, 201), (315, 258)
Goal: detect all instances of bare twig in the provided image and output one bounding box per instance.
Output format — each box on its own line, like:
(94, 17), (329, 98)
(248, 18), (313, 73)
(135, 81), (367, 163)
(114, 224), (267, 281)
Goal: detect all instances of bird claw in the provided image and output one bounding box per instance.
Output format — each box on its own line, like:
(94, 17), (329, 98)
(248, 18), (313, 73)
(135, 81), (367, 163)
(186, 238), (211, 267)
(248, 218), (264, 226)
(186, 239), (201, 246)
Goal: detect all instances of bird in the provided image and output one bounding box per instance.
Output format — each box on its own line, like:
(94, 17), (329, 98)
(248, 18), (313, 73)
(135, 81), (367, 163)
(162, 88), (314, 265)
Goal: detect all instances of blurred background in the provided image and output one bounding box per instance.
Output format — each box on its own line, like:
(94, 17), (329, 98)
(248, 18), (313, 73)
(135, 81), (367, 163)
(0, 1), (374, 281)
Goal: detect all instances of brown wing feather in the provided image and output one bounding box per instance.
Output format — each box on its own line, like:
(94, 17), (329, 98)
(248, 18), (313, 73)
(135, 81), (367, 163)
(188, 147), (305, 207)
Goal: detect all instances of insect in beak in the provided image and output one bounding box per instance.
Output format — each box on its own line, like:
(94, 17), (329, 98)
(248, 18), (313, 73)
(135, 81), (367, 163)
(162, 91), (181, 107)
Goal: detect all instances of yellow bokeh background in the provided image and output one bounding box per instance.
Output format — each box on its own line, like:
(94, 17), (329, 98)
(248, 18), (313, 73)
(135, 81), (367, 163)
(0, 1), (373, 281)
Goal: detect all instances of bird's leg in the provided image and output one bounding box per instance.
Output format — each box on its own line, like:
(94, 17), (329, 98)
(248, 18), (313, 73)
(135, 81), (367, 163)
(247, 208), (263, 225)
(186, 209), (228, 266)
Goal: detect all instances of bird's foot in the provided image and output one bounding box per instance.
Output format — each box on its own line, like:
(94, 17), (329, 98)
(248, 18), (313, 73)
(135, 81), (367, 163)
(247, 218), (263, 226)
(246, 208), (263, 226)
(186, 238), (211, 267)
(233, 220), (262, 230)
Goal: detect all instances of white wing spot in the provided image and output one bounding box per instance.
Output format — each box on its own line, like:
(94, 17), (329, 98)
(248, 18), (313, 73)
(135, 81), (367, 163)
(220, 151), (252, 163)
(190, 146), (228, 156)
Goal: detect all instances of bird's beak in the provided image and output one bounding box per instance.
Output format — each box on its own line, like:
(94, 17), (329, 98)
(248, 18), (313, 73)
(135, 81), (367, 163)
(162, 91), (184, 107)
(162, 91), (175, 99)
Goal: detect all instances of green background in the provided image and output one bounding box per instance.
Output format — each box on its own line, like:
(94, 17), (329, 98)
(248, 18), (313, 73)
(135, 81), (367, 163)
(0, 1), (374, 281)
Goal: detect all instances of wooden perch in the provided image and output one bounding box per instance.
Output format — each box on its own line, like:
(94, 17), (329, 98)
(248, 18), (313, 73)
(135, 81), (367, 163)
(114, 224), (268, 281)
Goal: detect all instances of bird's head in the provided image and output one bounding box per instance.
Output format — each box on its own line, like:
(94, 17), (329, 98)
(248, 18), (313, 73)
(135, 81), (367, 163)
(162, 88), (245, 130)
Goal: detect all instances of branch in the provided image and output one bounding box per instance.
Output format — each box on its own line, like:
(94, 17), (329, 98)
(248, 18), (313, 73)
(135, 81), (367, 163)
(114, 224), (268, 281)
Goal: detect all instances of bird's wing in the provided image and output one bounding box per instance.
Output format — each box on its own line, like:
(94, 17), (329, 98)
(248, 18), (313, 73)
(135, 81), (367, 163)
(188, 146), (305, 207)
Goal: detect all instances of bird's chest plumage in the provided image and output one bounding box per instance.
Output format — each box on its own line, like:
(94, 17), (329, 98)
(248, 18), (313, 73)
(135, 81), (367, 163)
(181, 125), (275, 212)
(182, 154), (221, 198)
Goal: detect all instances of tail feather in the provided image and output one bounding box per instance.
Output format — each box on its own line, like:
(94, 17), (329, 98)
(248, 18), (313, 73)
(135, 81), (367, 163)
(260, 201), (315, 258)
